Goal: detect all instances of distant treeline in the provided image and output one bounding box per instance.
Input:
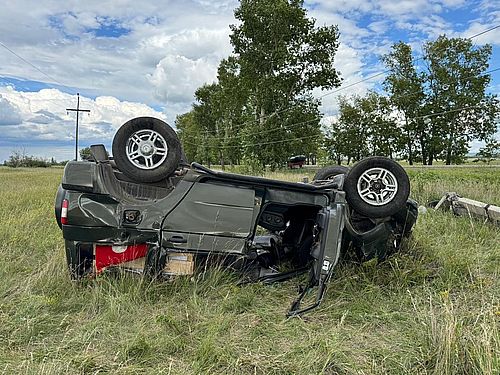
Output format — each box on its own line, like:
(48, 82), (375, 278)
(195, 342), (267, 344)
(3, 150), (68, 168)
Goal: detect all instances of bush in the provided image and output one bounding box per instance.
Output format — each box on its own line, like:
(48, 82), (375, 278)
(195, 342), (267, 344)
(5, 150), (52, 168)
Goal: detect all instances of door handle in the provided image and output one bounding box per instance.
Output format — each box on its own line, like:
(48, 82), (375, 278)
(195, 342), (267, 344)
(169, 235), (187, 244)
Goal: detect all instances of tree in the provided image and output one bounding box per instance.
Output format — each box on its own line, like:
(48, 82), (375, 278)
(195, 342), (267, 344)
(176, 111), (205, 164)
(380, 36), (499, 165)
(476, 139), (500, 163)
(330, 93), (402, 163)
(215, 57), (247, 168)
(360, 92), (401, 158)
(423, 36), (498, 164)
(230, 0), (341, 167)
(382, 42), (425, 165)
(334, 95), (368, 163)
(79, 147), (92, 160)
(178, 58), (247, 169)
(5, 149), (51, 168)
(323, 121), (344, 165)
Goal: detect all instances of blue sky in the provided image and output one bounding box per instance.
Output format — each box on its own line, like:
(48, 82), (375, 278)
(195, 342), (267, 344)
(0, 0), (499, 162)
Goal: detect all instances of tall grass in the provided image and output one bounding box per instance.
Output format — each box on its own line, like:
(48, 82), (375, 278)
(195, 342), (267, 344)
(0, 166), (498, 374)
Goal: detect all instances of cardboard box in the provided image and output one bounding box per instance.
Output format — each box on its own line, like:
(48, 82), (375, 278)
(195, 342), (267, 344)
(163, 252), (195, 275)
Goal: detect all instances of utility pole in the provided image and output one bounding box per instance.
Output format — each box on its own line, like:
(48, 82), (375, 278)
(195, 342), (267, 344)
(67, 93), (90, 161)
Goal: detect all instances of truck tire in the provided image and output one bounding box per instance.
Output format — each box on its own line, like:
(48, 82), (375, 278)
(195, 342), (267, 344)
(112, 117), (182, 183)
(313, 165), (349, 181)
(344, 157), (410, 218)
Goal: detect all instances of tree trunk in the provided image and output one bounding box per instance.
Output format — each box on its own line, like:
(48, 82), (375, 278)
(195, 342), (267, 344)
(220, 149), (225, 170)
(445, 146), (452, 165)
(260, 106), (265, 126)
(419, 133), (427, 165)
(445, 132), (454, 165)
(406, 127), (413, 165)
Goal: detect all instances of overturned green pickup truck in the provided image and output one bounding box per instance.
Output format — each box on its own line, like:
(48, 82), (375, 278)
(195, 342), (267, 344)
(55, 117), (417, 315)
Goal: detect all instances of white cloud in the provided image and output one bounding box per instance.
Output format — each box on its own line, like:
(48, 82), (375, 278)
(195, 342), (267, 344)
(146, 28), (232, 103)
(368, 20), (389, 34)
(378, 0), (438, 18)
(150, 55), (218, 103)
(401, 14), (454, 38)
(438, 0), (466, 7)
(306, 0), (375, 15)
(460, 21), (500, 45)
(0, 1), (236, 109)
(0, 87), (165, 146)
(0, 95), (22, 125)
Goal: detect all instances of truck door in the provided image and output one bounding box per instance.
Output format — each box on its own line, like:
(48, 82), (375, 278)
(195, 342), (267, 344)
(161, 181), (257, 254)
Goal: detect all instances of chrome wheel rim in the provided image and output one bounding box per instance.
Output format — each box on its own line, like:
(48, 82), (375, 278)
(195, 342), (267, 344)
(126, 129), (168, 170)
(356, 167), (398, 206)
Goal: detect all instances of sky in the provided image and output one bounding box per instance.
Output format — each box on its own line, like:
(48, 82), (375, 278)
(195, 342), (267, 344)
(0, 0), (499, 162)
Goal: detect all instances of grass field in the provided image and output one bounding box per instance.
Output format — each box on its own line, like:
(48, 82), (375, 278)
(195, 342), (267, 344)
(0, 166), (498, 374)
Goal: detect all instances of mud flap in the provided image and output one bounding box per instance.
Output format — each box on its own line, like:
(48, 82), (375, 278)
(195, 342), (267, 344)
(287, 192), (346, 316)
(144, 245), (168, 278)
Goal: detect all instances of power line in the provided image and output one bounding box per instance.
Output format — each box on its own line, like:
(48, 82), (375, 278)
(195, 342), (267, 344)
(184, 133), (321, 149)
(0, 41), (69, 89)
(183, 24), (499, 151)
(308, 25), (499, 104)
(467, 24), (500, 39)
(317, 25), (500, 102)
(222, 23), (500, 133)
(195, 102), (495, 150)
(373, 66), (500, 102)
(195, 66), (500, 143)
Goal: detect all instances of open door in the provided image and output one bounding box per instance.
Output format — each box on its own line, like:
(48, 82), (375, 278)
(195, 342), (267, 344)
(288, 191), (347, 316)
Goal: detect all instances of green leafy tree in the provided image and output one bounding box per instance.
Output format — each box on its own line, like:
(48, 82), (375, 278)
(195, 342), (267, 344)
(324, 121), (347, 165)
(5, 149), (51, 168)
(176, 112), (205, 164)
(382, 42), (425, 164)
(230, 0), (341, 168)
(211, 58), (247, 168)
(332, 93), (401, 163)
(360, 92), (401, 158)
(476, 139), (500, 163)
(179, 58), (247, 169)
(380, 36), (498, 165)
(79, 147), (92, 160)
(192, 83), (222, 168)
(423, 36), (498, 165)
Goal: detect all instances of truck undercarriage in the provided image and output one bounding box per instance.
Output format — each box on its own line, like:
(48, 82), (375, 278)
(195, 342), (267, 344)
(55, 117), (418, 315)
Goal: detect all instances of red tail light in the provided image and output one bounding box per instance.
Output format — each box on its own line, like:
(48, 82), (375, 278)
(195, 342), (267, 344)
(61, 199), (68, 225)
